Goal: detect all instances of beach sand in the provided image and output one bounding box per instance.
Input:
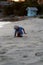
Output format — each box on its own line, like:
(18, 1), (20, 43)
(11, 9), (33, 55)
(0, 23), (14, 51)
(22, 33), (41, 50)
(0, 18), (43, 65)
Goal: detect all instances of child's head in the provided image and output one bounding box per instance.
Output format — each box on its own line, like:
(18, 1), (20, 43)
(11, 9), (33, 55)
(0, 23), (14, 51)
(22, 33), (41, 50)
(14, 25), (19, 29)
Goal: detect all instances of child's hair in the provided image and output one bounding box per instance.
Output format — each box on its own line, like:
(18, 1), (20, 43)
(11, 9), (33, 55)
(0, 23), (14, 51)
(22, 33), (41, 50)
(14, 25), (19, 29)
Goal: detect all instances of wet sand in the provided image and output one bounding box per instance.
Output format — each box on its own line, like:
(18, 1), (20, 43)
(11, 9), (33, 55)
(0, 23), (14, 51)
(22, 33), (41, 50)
(0, 18), (43, 65)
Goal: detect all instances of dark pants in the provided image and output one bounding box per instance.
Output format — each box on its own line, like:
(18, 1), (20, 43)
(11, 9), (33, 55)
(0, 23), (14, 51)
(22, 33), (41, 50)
(17, 32), (23, 37)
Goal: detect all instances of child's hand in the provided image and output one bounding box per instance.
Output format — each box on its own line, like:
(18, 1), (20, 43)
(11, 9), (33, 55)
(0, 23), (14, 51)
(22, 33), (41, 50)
(24, 33), (27, 34)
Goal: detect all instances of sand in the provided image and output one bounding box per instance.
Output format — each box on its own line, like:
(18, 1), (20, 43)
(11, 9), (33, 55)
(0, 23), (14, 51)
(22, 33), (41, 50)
(0, 18), (43, 65)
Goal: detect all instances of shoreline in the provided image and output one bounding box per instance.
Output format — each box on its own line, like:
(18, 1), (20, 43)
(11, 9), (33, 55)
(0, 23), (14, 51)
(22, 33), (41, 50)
(0, 22), (10, 28)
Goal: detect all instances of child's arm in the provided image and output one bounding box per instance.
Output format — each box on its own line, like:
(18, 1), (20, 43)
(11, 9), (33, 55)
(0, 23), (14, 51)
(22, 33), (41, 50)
(14, 30), (16, 37)
(23, 28), (27, 34)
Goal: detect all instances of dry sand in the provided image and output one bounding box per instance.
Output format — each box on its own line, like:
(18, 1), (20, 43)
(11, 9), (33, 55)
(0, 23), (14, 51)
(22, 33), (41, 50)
(0, 18), (43, 65)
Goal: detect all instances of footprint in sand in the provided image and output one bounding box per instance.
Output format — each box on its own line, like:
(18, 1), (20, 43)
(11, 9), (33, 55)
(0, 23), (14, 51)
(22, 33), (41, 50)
(35, 52), (43, 56)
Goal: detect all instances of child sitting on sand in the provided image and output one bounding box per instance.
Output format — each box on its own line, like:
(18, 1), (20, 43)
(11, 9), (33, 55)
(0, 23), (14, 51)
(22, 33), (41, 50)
(14, 25), (26, 37)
